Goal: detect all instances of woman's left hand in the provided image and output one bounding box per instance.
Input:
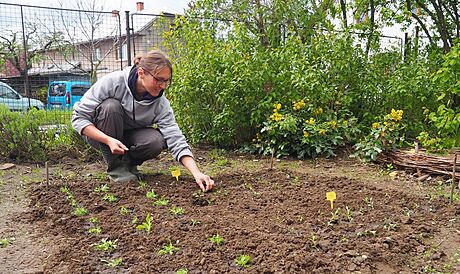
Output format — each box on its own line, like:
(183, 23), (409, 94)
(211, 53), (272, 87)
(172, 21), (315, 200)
(194, 172), (215, 192)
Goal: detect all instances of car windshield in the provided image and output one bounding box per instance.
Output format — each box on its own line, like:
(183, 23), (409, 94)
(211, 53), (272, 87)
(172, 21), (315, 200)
(0, 84), (19, 99)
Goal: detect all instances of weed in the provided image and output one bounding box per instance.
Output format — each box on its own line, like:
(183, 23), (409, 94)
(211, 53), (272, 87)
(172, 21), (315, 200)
(59, 185), (71, 195)
(131, 216), (138, 225)
(88, 217), (99, 223)
(136, 213), (153, 234)
(169, 206), (185, 216)
(120, 206), (130, 215)
(345, 206), (353, 221)
(102, 193), (118, 203)
(384, 218), (398, 231)
(102, 258), (123, 267)
(72, 207), (88, 217)
(94, 184), (109, 193)
(190, 219), (201, 226)
(176, 268), (188, 274)
(234, 254), (252, 268)
(153, 197), (169, 206)
(158, 241), (180, 255)
(215, 158), (228, 166)
(363, 196), (374, 209)
(88, 227), (102, 234)
(386, 163), (394, 171)
(92, 238), (118, 252)
(146, 189), (158, 199)
(209, 234), (225, 245)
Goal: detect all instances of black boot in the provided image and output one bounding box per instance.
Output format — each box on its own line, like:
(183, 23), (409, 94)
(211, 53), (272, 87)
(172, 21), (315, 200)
(100, 144), (138, 182)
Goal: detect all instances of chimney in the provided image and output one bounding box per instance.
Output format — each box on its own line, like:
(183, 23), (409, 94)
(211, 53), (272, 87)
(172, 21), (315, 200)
(136, 2), (144, 12)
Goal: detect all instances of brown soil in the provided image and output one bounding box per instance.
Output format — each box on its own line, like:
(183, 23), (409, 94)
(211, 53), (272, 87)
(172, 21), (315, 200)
(1, 149), (460, 273)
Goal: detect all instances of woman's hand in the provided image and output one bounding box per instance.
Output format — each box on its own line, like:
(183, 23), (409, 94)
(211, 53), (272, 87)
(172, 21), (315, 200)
(107, 137), (129, 155)
(194, 172), (215, 192)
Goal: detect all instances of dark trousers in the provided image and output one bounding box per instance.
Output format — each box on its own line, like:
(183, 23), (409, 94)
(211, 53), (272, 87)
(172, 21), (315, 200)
(87, 98), (166, 165)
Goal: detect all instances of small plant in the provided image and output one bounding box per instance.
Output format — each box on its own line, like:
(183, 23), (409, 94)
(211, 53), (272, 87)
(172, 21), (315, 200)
(146, 189), (158, 199)
(234, 254), (252, 268)
(72, 207), (88, 217)
(153, 197), (169, 206)
(92, 238), (118, 252)
(176, 268), (188, 274)
(120, 206), (130, 215)
(88, 217), (99, 223)
(345, 206), (353, 221)
(94, 184), (110, 193)
(102, 193), (118, 203)
(132, 216), (138, 224)
(384, 218), (398, 231)
(0, 237), (14, 248)
(93, 172), (107, 181)
(327, 208), (341, 226)
(357, 230), (377, 237)
(310, 234), (318, 248)
(158, 241), (180, 255)
(169, 206), (185, 216)
(363, 196), (374, 209)
(102, 258), (123, 267)
(190, 219), (201, 226)
(88, 227), (102, 234)
(138, 179), (147, 188)
(209, 234), (225, 245)
(60, 185), (71, 195)
(136, 213), (153, 234)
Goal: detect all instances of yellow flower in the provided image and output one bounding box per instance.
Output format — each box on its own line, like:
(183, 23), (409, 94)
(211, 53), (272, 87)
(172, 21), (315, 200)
(305, 117), (315, 125)
(303, 131), (310, 138)
(313, 107), (323, 116)
(390, 109), (403, 122)
(330, 120), (337, 129)
(270, 112), (283, 122)
(274, 103), (282, 111)
(372, 122), (380, 129)
(293, 100), (306, 111)
(319, 129), (327, 135)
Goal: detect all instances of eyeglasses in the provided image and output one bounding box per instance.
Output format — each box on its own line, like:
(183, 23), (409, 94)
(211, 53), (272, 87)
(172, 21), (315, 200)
(143, 68), (171, 86)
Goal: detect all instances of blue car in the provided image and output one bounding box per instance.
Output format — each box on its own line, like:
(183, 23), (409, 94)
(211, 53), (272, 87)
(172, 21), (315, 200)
(0, 81), (45, 111)
(47, 81), (91, 109)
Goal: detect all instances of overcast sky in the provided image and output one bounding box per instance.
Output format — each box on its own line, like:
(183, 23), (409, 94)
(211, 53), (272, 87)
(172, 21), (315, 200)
(0, 0), (191, 14)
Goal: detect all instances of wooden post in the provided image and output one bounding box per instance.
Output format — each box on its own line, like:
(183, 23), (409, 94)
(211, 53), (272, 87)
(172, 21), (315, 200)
(270, 148), (275, 170)
(450, 153), (457, 204)
(46, 161), (49, 186)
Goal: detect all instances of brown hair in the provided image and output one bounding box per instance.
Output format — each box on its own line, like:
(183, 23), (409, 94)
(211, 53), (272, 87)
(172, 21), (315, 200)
(133, 50), (172, 74)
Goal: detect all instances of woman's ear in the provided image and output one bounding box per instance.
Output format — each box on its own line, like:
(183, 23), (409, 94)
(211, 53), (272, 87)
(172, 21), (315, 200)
(138, 67), (145, 78)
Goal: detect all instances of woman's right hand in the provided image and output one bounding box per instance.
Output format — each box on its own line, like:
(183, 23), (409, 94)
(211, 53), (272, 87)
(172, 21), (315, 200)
(106, 137), (129, 155)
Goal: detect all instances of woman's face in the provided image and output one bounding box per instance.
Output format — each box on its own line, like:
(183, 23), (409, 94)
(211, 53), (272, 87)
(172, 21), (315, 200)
(139, 66), (171, 97)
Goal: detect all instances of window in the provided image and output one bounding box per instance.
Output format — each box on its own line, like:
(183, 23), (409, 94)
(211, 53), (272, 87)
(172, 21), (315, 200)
(71, 85), (90, 96)
(49, 83), (66, 96)
(93, 48), (102, 62)
(0, 84), (19, 99)
(117, 43), (128, 61)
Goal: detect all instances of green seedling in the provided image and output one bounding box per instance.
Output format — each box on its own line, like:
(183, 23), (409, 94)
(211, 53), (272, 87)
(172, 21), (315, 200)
(93, 172), (107, 181)
(345, 206), (353, 221)
(176, 268), (188, 274)
(363, 196), (374, 209)
(209, 234), (225, 245)
(153, 197), (169, 206)
(192, 190), (204, 199)
(94, 184), (109, 193)
(92, 238), (118, 252)
(158, 241), (180, 255)
(72, 207), (88, 217)
(59, 186), (71, 195)
(138, 179), (147, 189)
(0, 237), (15, 248)
(146, 189), (158, 199)
(169, 206), (185, 216)
(102, 258), (123, 267)
(190, 219), (201, 226)
(102, 193), (118, 203)
(327, 208), (341, 226)
(310, 234), (318, 248)
(88, 217), (99, 223)
(357, 230), (377, 237)
(88, 227), (102, 234)
(136, 213), (153, 234)
(132, 216), (138, 225)
(234, 254), (252, 268)
(120, 206), (129, 215)
(384, 218), (398, 231)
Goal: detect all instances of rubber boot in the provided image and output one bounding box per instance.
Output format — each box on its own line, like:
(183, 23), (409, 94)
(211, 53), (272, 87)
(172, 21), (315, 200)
(100, 144), (138, 183)
(122, 153), (142, 179)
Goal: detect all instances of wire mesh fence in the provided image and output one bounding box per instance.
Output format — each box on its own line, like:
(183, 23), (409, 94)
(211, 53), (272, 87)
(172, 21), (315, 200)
(0, 2), (175, 125)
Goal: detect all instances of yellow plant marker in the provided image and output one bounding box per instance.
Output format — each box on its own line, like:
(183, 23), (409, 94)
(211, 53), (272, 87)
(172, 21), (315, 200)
(326, 191), (336, 209)
(171, 169), (181, 181)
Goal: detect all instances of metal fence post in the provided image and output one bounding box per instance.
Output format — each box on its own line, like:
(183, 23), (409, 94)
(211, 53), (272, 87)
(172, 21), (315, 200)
(20, 5), (31, 108)
(125, 11), (131, 66)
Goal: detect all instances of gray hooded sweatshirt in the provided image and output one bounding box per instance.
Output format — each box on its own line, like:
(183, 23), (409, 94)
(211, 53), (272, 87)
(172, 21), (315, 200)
(71, 66), (193, 162)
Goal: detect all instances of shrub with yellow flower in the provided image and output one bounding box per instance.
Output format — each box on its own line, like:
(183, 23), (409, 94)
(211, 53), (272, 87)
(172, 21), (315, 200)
(293, 100), (306, 111)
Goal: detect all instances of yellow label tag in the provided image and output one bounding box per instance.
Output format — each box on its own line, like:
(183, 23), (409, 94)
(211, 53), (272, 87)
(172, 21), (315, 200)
(171, 169), (181, 181)
(326, 191), (336, 209)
